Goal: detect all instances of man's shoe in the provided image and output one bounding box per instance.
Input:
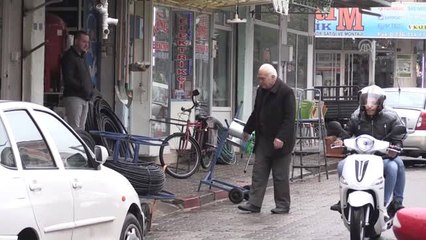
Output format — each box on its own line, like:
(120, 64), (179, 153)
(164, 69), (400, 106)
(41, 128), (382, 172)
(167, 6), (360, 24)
(388, 200), (404, 218)
(238, 203), (261, 213)
(271, 207), (289, 214)
(330, 201), (341, 214)
(393, 200), (405, 211)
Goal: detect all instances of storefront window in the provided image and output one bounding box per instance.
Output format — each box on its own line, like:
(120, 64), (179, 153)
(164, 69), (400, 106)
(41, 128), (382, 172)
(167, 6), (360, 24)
(287, 33), (308, 89)
(288, 14), (308, 32)
(172, 11), (194, 100)
(213, 29), (231, 107)
(214, 11), (232, 26)
(195, 14), (211, 111)
(375, 51), (394, 88)
(316, 38), (343, 50)
(151, 6), (172, 137)
(297, 35), (308, 88)
(253, 25), (279, 88)
(253, 4), (279, 25)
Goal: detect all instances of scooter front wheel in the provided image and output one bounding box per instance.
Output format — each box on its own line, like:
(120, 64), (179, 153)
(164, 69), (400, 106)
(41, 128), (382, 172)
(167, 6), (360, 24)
(350, 207), (366, 240)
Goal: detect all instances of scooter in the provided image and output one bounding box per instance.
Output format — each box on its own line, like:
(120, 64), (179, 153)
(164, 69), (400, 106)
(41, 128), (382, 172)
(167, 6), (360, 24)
(331, 125), (407, 240)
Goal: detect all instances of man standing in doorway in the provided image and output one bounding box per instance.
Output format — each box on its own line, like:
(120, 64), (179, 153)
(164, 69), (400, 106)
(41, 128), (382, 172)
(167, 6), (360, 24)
(238, 63), (296, 214)
(61, 30), (93, 130)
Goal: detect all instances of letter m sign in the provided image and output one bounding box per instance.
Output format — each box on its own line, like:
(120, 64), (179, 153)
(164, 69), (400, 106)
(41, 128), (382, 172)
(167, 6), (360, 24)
(337, 8), (364, 31)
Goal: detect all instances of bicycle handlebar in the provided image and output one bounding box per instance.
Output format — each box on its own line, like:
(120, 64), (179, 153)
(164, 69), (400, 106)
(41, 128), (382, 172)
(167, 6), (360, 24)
(181, 89), (200, 113)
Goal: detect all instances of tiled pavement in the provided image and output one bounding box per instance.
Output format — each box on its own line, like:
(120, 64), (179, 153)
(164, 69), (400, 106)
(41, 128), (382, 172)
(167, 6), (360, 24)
(139, 152), (342, 218)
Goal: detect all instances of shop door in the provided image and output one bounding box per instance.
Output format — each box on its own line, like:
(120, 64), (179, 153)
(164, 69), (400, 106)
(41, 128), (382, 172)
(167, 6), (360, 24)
(212, 28), (233, 123)
(344, 53), (370, 89)
(315, 52), (370, 97)
(315, 52), (341, 97)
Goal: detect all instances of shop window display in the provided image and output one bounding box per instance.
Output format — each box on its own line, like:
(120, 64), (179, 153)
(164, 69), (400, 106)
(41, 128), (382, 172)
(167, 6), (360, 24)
(195, 14), (211, 111)
(152, 6), (172, 137)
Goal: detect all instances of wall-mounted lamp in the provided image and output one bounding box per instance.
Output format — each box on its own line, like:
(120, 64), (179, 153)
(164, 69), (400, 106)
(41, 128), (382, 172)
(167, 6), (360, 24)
(227, 1), (247, 24)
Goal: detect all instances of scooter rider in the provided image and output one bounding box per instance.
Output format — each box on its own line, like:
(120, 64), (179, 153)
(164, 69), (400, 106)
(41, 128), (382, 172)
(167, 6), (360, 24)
(330, 85), (406, 218)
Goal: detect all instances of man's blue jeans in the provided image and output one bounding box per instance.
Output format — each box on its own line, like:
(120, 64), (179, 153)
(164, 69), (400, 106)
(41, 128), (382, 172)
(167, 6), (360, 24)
(337, 156), (405, 205)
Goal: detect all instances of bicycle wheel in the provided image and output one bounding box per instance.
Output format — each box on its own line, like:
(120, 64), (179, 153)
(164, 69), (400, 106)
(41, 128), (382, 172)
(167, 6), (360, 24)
(159, 132), (201, 179)
(198, 127), (216, 169)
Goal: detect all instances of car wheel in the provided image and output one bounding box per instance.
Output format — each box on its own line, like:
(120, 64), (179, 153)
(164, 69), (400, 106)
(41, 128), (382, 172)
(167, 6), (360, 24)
(141, 202), (151, 234)
(120, 213), (143, 240)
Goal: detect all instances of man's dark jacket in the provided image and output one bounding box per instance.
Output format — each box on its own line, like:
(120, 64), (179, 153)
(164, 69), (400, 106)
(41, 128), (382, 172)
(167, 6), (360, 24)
(244, 79), (296, 156)
(61, 46), (93, 100)
(340, 106), (406, 147)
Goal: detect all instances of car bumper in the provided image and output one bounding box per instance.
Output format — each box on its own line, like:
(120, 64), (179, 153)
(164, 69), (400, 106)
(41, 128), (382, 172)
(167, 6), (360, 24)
(402, 130), (426, 154)
(0, 235), (18, 240)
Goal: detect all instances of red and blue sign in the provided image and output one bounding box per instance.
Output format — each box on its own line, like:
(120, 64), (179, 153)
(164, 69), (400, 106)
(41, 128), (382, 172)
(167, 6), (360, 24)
(315, 3), (426, 39)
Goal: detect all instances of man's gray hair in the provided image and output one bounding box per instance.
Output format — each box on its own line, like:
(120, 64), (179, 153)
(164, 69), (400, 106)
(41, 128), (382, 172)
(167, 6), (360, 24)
(259, 63), (277, 78)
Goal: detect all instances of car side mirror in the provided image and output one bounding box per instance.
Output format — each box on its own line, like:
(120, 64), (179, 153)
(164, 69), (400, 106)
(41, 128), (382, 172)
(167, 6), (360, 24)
(94, 145), (109, 165)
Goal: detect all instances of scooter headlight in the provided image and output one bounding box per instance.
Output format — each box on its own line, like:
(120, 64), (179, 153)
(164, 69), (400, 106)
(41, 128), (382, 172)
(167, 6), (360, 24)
(355, 136), (374, 152)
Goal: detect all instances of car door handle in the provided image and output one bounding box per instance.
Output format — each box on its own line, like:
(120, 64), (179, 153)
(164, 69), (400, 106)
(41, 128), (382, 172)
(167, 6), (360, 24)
(72, 181), (82, 190)
(29, 183), (42, 192)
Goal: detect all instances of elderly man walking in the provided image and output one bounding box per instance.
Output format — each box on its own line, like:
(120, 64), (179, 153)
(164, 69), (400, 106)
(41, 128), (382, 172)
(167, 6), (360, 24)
(238, 63), (296, 214)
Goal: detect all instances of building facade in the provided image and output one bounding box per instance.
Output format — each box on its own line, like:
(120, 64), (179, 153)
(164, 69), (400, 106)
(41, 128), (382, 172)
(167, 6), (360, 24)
(314, 2), (426, 93)
(0, 0), (393, 156)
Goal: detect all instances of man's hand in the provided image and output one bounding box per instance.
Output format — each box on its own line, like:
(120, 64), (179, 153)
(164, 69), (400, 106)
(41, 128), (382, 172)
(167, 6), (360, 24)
(273, 138), (284, 149)
(387, 145), (400, 159)
(332, 138), (343, 148)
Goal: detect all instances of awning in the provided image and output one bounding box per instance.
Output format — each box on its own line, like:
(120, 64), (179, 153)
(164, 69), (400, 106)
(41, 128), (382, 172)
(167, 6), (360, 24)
(154, 0), (393, 10)
(154, 0), (267, 10)
(332, 0), (392, 8)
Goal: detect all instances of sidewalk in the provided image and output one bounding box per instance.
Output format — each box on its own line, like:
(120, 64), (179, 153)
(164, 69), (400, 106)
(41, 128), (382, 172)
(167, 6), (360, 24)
(140, 152), (342, 218)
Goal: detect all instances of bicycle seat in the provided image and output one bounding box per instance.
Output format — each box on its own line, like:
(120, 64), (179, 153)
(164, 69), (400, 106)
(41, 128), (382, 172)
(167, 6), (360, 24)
(195, 114), (209, 121)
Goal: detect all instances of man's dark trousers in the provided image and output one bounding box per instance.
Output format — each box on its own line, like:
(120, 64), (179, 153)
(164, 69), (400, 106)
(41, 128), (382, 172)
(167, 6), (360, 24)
(248, 135), (291, 209)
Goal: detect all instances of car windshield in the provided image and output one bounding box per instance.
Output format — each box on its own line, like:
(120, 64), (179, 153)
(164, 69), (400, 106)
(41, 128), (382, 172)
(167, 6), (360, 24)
(384, 91), (426, 109)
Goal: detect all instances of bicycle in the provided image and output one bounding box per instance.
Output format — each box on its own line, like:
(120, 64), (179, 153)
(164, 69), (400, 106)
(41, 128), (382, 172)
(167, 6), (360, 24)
(159, 89), (219, 179)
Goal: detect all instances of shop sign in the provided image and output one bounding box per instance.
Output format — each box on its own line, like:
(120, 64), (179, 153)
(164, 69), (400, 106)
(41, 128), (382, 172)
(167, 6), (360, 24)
(396, 54), (412, 78)
(195, 15), (209, 62)
(358, 39), (372, 53)
(315, 3), (426, 39)
(173, 12), (193, 93)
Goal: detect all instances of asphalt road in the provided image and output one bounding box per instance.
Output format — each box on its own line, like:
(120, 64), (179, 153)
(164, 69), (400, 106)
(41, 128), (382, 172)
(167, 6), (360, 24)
(147, 165), (426, 240)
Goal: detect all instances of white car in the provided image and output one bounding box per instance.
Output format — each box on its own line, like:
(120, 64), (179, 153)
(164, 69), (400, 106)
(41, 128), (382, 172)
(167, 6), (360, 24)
(0, 101), (145, 240)
(384, 87), (426, 161)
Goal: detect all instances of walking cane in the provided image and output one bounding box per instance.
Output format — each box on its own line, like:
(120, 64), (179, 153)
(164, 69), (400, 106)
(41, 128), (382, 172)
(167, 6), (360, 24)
(243, 133), (255, 173)
(243, 151), (254, 173)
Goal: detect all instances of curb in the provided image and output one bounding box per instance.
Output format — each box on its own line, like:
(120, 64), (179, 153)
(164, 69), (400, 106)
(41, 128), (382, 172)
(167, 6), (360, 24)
(180, 189), (234, 209)
(174, 158), (340, 210)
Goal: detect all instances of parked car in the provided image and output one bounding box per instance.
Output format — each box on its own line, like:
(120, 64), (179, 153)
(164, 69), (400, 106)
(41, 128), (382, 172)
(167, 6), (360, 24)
(383, 87), (426, 161)
(0, 101), (145, 240)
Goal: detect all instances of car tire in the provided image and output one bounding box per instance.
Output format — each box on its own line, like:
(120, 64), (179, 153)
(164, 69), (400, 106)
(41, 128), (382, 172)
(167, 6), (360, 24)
(141, 202), (151, 234)
(120, 213), (143, 240)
